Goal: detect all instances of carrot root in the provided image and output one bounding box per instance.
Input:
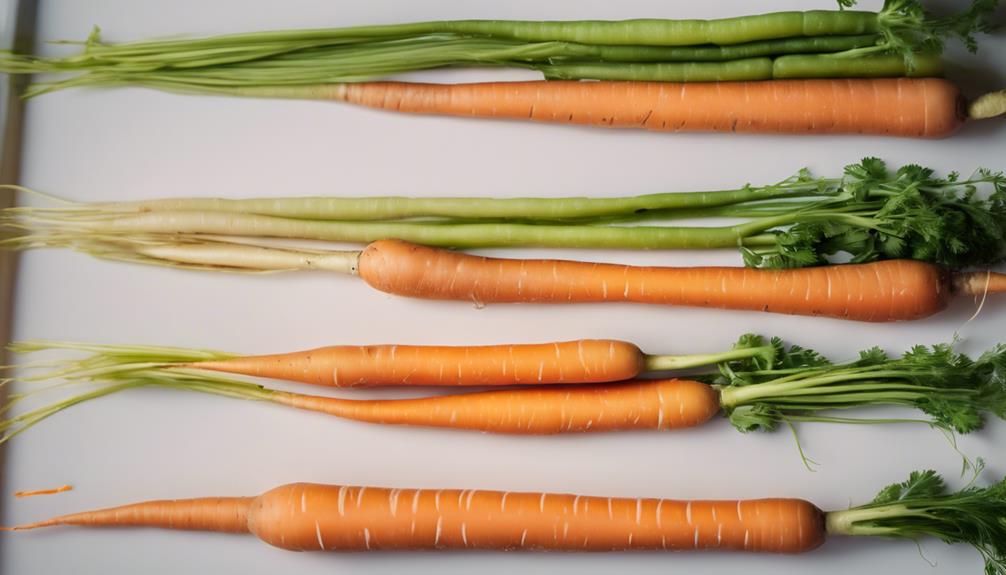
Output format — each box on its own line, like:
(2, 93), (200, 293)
(358, 239), (954, 322)
(329, 78), (964, 138)
(953, 271), (1006, 297)
(3, 483), (827, 554)
(190, 339), (646, 387)
(271, 378), (721, 434)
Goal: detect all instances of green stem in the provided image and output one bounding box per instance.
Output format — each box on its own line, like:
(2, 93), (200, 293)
(91, 183), (825, 221)
(31, 211), (765, 250)
(643, 345), (774, 372)
(826, 504), (924, 536)
(720, 370), (937, 407)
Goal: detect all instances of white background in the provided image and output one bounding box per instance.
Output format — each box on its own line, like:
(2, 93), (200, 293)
(1, 1), (1004, 573)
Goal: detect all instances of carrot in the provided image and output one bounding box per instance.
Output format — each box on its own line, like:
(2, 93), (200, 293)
(20, 235), (1001, 322)
(357, 239), (1004, 322)
(267, 379), (720, 434)
(188, 339), (764, 388)
(6, 470), (1005, 572)
(6, 335), (1004, 446)
(305, 78), (968, 138)
(2, 482), (825, 553)
(194, 340), (648, 387)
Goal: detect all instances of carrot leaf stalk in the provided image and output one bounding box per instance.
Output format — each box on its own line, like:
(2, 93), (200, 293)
(0, 3), (996, 96)
(716, 335), (1006, 435)
(826, 465), (1006, 574)
(5, 159), (1005, 270)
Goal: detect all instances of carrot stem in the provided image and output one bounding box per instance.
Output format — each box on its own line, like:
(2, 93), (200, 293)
(644, 345), (774, 372)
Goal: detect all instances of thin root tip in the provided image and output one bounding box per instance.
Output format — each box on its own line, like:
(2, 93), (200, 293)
(968, 89), (1006, 120)
(1, 524), (34, 532)
(953, 270), (1006, 296)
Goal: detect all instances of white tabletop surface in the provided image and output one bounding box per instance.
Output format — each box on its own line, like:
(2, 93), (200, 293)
(1, 0), (1004, 573)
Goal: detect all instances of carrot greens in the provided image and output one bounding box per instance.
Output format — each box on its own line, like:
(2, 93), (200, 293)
(0, 1), (996, 94)
(715, 335), (1006, 435)
(826, 466), (1006, 574)
(6, 159), (1004, 269)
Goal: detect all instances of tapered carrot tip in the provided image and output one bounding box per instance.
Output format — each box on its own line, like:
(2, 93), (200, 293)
(0, 519), (60, 531)
(953, 271), (1006, 296)
(0, 497), (253, 534)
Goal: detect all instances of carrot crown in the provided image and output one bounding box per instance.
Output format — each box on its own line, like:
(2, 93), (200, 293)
(826, 464), (1006, 574)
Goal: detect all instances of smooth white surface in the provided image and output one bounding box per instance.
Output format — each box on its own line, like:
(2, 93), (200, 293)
(1, 1), (1004, 573)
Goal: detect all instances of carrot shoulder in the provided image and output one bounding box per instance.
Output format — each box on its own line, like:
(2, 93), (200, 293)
(328, 78), (964, 138)
(357, 239), (952, 322)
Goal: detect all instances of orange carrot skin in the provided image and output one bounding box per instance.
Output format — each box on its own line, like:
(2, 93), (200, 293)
(275, 379), (720, 434)
(332, 78), (964, 138)
(358, 240), (951, 322)
(10, 497), (253, 533)
(8, 484), (826, 554)
(193, 339), (644, 387)
(250, 484), (826, 553)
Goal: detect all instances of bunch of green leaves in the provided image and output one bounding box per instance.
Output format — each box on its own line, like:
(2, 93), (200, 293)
(878, 0), (1000, 55)
(833, 465), (1006, 574)
(833, 0), (1001, 66)
(742, 158), (1006, 269)
(711, 334), (1006, 434)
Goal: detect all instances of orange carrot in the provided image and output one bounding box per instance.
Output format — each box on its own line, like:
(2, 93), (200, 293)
(10, 335), (1004, 444)
(322, 78), (965, 138)
(14, 485), (73, 498)
(269, 378), (720, 434)
(3, 482), (825, 553)
(193, 339), (647, 387)
(356, 239), (1006, 322)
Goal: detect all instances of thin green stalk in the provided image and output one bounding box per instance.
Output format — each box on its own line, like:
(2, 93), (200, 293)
(772, 51), (943, 78)
(539, 57), (775, 82)
(10, 210), (767, 250)
(713, 334), (1006, 435)
(644, 345), (775, 372)
(82, 181), (829, 221)
(3, 159), (1003, 271)
(0, 3), (993, 95)
(541, 52), (943, 81)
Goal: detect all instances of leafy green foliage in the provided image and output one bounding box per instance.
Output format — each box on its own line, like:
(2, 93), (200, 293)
(870, 469), (946, 505)
(841, 466), (1006, 575)
(745, 158), (1006, 269)
(715, 336), (1006, 435)
(876, 0), (999, 63)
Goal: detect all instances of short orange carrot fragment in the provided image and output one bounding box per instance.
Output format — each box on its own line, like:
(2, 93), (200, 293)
(14, 485), (73, 498)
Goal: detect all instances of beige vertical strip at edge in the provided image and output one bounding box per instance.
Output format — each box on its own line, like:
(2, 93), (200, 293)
(0, 0), (39, 508)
